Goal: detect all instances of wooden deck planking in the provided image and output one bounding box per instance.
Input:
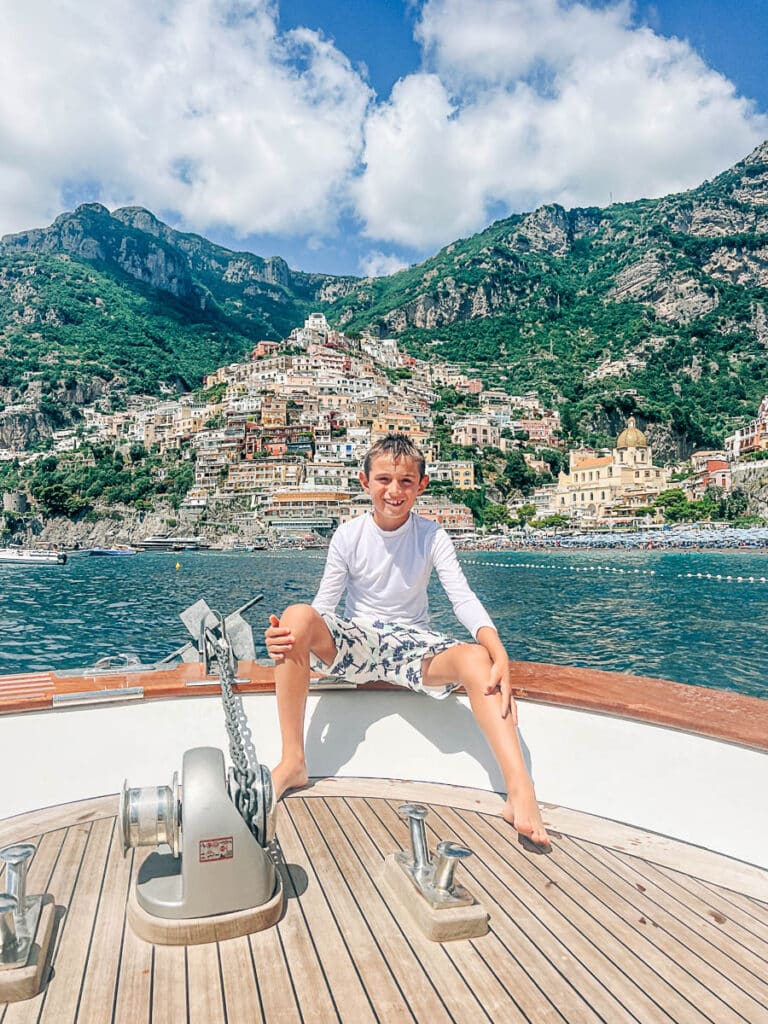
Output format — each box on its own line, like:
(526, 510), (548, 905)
(38, 818), (115, 1024)
(436, 804), (713, 1024)
(247, 922), (300, 1024)
(288, 797), (439, 1022)
(479, 810), (750, 1024)
(381, 794), (663, 1024)
(3, 823), (94, 1024)
(368, 795), (611, 1024)
(415, 801), (666, 1024)
(185, 943), (226, 1024)
(351, 796), (561, 1024)
(1, 787), (767, 1023)
(111, 850), (153, 1024)
(76, 824), (135, 1024)
(555, 834), (768, 1022)
(274, 805), (377, 1024)
(321, 796), (514, 1024)
(650, 862), (768, 949)
(697, 877), (768, 925)
(150, 945), (187, 1024)
(0, 797), (117, 849)
(573, 839), (768, 995)
(304, 778), (768, 900)
(217, 936), (263, 1024)
(266, 816), (341, 1024)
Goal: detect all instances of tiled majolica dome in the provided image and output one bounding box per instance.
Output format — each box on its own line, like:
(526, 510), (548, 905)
(616, 416), (647, 449)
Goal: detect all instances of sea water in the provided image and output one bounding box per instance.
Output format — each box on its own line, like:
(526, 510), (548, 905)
(1, 549), (766, 699)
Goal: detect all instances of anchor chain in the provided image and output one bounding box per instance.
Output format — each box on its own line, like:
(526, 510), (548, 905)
(207, 620), (271, 845)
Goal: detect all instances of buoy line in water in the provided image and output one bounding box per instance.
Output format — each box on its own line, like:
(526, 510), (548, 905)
(242, 551), (768, 584)
(461, 560), (656, 575)
(675, 571), (768, 584)
(459, 560), (768, 585)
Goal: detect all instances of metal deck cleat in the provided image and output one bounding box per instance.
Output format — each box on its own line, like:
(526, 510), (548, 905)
(394, 804), (475, 910)
(0, 844), (43, 971)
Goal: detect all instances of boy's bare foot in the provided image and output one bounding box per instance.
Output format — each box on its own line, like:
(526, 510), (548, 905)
(271, 760), (309, 802)
(502, 792), (550, 848)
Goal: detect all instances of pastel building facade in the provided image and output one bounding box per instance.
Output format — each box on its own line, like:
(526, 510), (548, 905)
(552, 418), (670, 521)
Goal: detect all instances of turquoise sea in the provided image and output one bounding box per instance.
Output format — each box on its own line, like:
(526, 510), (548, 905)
(2, 549), (766, 699)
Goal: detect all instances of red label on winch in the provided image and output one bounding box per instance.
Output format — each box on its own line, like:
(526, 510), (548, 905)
(199, 836), (234, 862)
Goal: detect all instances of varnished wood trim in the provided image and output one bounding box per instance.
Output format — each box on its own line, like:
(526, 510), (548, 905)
(2, 659), (766, 753)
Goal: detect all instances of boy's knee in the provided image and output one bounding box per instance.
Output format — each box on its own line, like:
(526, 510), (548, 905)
(281, 603), (315, 626)
(461, 645), (493, 683)
(280, 604), (319, 644)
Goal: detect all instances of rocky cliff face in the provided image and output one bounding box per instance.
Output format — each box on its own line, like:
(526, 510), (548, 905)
(0, 203), (359, 415)
(324, 140), (768, 449)
(0, 203), (356, 319)
(731, 460), (768, 516)
(3, 204), (204, 304)
(0, 409), (51, 450)
(330, 140), (768, 337)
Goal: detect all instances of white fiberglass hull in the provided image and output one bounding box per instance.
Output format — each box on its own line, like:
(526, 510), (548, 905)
(3, 688), (766, 872)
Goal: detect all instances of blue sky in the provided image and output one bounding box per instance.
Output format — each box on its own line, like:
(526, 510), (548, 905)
(1, 1), (767, 277)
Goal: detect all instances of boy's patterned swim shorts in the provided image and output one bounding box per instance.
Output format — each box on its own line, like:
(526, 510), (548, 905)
(309, 612), (464, 700)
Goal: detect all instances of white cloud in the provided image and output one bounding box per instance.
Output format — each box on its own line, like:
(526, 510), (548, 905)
(1, 0), (766, 264)
(359, 250), (409, 278)
(0, 0), (372, 238)
(356, 0), (768, 248)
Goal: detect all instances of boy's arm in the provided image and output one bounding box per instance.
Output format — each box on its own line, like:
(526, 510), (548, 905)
(476, 625), (516, 723)
(311, 532), (348, 614)
(431, 529), (495, 638)
(265, 532), (348, 661)
(432, 530), (517, 720)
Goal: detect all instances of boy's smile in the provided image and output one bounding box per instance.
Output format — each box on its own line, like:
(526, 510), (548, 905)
(359, 453), (429, 531)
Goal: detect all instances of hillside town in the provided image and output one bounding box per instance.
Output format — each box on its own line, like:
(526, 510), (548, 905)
(2, 312), (767, 545)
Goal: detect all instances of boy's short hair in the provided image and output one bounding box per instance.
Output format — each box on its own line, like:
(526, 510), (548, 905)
(363, 434), (427, 479)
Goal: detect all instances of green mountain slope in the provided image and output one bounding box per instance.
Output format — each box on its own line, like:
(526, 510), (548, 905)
(327, 141), (768, 453)
(2, 141), (768, 455)
(0, 203), (355, 401)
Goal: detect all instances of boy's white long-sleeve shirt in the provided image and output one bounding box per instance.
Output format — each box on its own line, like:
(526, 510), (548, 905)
(311, 511), (496, 639)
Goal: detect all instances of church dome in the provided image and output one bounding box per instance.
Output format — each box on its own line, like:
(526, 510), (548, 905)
(616, 416), (647, 449)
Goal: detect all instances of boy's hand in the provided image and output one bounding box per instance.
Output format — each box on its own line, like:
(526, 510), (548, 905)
(265, 613), (295, 663)
(485, 658), (518, 724)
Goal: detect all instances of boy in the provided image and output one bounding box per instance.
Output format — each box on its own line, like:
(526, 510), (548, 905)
(265, 433), (549, 846)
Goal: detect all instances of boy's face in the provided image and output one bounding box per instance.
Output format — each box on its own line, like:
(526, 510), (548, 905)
(359, 453), (429, 531)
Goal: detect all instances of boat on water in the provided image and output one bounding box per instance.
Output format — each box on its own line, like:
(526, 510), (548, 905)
(0, 597), (766, 1019)
(0, 547), (66, 565)
(141, 535), (210, 551)
(89, 546), (140, 556)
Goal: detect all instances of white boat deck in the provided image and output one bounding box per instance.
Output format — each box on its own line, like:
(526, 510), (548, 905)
(1, 780), (766, 1023)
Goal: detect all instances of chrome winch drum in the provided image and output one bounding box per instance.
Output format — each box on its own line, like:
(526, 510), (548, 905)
(118, 774), (181, 858)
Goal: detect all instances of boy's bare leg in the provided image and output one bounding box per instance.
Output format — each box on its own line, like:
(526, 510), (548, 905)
(267, 604), (337, 801)
(423, 645), (550, 846)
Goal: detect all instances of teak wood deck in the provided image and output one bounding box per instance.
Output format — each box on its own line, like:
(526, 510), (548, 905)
(1, 780), (766, 1024)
